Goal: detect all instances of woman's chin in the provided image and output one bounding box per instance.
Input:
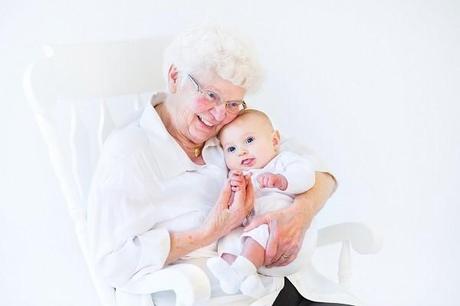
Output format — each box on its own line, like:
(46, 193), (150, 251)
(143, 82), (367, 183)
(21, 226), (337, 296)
(190, 121), (220, 142)
(189, 129), (216, 144)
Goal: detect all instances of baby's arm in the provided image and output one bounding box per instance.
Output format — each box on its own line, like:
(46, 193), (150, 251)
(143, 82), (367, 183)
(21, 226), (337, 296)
(256, 173), (288, 190)
(229, 170), (246, 192)
(226, 170), (248, 209)
(256, 152), (315, 194)
(277, 151), (316, 194)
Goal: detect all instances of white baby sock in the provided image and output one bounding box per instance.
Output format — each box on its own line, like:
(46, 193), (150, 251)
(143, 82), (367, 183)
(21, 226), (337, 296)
(207, 255), (266, 297)
(240, 274), (266, 298)
(231, 255), (257, 278)
(206, 256), (241, 294)
(231, 256), (266, 298)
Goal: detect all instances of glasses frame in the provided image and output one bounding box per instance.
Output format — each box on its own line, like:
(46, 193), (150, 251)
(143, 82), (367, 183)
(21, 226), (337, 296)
(187, 74), (247, 113)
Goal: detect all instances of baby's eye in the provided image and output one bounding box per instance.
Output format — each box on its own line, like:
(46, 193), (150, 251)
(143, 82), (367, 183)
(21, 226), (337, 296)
(227, 146), (236, 153)
(246, 136), (255, 144)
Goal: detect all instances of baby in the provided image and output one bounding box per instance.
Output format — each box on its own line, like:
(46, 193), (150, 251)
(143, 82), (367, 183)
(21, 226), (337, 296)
(207, 109), (316, 298)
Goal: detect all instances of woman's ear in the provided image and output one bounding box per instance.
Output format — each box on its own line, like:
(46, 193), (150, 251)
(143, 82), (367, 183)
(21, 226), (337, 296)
(272, 130), (281, 150)
(167, 65), (180, 93)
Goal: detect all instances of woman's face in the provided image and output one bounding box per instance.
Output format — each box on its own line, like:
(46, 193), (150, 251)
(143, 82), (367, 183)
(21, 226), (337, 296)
(170, 70), (246, 144)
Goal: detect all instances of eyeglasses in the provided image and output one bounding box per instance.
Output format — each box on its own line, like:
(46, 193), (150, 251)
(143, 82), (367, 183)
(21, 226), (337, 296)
(187, 74), (247, 114)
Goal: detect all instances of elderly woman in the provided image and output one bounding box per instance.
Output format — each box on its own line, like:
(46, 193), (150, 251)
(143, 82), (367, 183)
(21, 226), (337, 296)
(87, 27), (351, 306)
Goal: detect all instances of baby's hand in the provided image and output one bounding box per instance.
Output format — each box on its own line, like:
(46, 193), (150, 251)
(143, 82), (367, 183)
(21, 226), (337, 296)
(256, 173), (288, 191)
(229, 170), (247, 192)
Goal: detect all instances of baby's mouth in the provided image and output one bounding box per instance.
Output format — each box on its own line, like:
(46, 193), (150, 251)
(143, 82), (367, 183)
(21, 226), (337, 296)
(241, 158), (255, 167)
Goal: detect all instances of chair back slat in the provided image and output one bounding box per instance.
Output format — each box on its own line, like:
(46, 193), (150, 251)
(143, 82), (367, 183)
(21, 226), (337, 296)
(69, 102), (85, 208)
(97, 100), (115, 157)
(134, 93), (143, 111)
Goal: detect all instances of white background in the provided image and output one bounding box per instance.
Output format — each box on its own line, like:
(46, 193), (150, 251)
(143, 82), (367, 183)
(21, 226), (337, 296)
(1, 1), (459, 305)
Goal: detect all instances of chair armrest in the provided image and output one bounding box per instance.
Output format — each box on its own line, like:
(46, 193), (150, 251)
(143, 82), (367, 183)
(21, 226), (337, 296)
(316, 222), (382, 254)
(316, 222), (382, 288)
(116, 263), (211, 306)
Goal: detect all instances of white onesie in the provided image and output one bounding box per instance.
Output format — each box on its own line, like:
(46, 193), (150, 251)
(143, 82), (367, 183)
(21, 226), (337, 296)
(217, 150), (316, 275)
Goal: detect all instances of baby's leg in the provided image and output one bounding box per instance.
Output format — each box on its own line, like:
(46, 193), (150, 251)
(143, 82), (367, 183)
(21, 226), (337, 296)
(229, 237), (267, 298)
(206, 228), (242, 294)
(207, 253), (242, 294)
(241, 237), (265, 268)
(221, 252), (237, 264)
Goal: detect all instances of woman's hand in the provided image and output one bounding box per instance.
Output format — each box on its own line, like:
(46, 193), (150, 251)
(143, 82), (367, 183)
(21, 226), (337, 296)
(203, 175), (254, 243)
(244, 172), (336, 267)
(167, 177), (253, 265)
(244, 204), (312, 267)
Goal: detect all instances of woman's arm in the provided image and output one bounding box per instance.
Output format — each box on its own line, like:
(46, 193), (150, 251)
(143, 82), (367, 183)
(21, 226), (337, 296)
(94, 177), (254, 287)
(245, 172), (337, 266)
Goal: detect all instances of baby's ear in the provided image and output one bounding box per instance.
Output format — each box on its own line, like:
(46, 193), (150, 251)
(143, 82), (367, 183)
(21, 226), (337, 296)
(272, 130), (281, 149)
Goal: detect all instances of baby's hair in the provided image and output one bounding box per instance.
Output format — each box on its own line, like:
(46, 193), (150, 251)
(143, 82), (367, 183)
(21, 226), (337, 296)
(237, 109), (274, 129)
(218, 108), (274, 139)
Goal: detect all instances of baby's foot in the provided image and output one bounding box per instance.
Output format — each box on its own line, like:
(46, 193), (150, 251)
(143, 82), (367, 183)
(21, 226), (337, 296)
(240, 274), (266, 298)
(206, 257), (241, 294)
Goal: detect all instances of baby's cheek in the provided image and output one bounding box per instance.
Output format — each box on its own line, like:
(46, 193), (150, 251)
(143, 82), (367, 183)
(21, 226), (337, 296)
(225, 156), (239, 171)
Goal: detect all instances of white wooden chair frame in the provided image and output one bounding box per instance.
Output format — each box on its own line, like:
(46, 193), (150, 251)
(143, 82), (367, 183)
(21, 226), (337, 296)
(23, 40), (381, 306)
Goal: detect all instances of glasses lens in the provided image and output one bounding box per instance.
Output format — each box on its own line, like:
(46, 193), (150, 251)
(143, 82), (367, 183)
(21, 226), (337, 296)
(226, 101), (245, 113)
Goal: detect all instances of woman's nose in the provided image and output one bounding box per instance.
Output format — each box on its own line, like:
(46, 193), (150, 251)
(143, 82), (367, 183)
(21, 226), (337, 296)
(210, 104), (227, 121)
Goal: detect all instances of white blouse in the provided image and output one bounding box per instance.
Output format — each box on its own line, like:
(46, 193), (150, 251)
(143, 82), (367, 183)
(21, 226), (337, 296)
(87, 93), (358, 306)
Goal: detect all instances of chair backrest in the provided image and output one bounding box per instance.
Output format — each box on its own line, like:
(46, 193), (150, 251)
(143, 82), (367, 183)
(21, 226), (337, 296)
(23, 38), (169, 306)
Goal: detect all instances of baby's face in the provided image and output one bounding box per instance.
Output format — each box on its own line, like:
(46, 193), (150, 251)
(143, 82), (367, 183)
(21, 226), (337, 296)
(220, 116), (279, 171)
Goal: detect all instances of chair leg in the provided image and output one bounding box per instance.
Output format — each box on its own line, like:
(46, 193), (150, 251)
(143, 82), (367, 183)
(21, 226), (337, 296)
(338, 240), (352, 288)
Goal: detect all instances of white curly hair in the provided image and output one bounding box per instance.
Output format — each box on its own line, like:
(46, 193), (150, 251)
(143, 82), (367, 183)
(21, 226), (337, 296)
(163, 26), (262, 93)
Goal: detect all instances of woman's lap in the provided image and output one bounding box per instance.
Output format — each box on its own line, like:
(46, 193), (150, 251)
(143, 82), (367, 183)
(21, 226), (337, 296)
(273, 278), (354, 306)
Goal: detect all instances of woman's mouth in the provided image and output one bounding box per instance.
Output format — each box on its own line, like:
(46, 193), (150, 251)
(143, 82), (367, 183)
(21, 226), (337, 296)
(197, 115), (215, 128)
(241, 158), (255, 167)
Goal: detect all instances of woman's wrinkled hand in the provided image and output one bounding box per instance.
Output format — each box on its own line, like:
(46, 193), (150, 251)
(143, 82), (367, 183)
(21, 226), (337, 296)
(244, 204), (313, 267)
(203, 175), (254, 242)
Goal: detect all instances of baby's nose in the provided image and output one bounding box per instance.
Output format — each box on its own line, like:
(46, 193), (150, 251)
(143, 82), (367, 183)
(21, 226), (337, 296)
(238, 148), (248, 156)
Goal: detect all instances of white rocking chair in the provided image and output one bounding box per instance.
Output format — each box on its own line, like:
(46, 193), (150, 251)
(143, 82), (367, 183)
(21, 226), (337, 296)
(23, 39), (381, 306)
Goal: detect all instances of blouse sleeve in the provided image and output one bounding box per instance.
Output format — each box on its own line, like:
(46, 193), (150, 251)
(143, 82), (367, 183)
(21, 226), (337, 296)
(87, 133), (171, 288)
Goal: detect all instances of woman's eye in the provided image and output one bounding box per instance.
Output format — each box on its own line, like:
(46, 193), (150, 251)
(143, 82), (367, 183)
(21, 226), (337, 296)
(206, 91), (219, 102)
(227, 101), (239, 108)
(246, 136), (254, 144)
(227, 146), (236, 153)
